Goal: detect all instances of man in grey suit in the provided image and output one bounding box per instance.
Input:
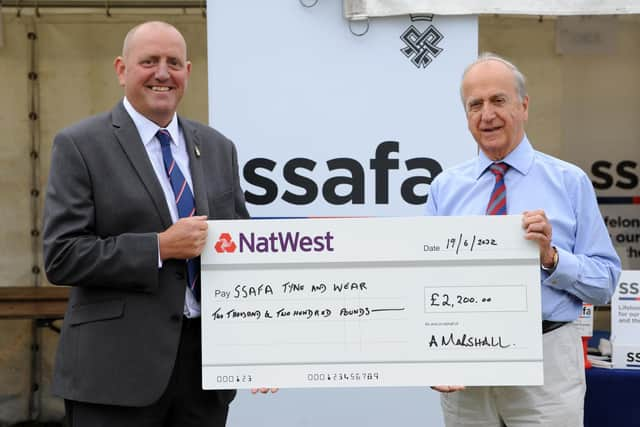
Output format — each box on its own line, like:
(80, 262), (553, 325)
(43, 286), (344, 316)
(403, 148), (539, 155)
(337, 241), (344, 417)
(43, 21), (265, 426)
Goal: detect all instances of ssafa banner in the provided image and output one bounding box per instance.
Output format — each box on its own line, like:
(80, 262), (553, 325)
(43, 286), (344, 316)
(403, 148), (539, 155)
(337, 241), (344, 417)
(611, 270), (640, 369)
(207, 0), (477, 218)
(586, 135), (640, 269)
(207, 1), (477, 426)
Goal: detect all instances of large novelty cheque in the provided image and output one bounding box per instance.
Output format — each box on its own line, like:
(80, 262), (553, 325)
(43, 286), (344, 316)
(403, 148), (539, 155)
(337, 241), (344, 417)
(200, 216), (543, 388)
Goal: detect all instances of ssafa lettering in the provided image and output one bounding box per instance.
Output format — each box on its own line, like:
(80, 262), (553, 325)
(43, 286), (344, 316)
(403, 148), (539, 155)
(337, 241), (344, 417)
(618, 281), (639, 295)
(243, 141), (443, 205)
(626, 352), (640, 363)
(591, 160), (638, 190)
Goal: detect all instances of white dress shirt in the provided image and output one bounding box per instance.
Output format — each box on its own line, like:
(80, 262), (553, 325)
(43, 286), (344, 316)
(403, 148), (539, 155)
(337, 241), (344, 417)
(123, 97), (200, 318)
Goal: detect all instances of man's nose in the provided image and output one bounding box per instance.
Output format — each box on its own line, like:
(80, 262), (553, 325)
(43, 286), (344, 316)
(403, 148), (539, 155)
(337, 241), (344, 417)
(154, 61), (170, 80)
(480, 104), (496, 121)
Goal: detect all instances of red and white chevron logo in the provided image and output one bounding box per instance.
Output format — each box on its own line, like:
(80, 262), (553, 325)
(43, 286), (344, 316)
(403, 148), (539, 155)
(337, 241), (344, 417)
(214, 233), (237, 253)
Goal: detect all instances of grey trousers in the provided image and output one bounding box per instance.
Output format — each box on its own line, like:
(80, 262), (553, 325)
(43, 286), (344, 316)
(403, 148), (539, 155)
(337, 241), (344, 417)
(441, 323), (585, 427)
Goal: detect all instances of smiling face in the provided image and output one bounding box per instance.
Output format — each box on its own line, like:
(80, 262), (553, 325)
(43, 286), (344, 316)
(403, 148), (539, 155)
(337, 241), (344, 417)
(114, 22), (191, 127)
(461, 60), (528, 161)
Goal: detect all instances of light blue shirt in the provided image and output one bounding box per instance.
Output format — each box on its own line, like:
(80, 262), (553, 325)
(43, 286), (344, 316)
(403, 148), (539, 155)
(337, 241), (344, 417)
(425, 136), (621, 322)
(123, 97), (200, 318)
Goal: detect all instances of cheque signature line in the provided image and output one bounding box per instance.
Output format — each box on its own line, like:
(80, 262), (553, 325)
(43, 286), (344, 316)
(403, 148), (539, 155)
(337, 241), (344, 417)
(211, 339), (409, 347)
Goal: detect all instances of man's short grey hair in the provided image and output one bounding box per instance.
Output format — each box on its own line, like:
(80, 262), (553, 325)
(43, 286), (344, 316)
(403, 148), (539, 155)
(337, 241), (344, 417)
(460, 52), (527, 105)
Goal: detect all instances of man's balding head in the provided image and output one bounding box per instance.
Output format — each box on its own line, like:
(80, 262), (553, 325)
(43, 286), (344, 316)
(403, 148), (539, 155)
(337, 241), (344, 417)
(114, 21), (191, 127)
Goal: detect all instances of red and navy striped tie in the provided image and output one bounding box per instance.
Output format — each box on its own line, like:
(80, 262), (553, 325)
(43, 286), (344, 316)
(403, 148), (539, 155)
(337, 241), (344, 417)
(486, 162), (509, 215)
(157, 129), (200, 301)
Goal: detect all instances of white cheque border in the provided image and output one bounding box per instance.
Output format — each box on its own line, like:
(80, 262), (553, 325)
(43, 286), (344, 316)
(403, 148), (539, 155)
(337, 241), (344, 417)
(203, 361), (543, 389)
(201, 216), (543, 388)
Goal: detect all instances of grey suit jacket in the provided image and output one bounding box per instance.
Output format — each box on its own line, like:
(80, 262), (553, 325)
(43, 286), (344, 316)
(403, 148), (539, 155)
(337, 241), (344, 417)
(43, 101), (248, 406)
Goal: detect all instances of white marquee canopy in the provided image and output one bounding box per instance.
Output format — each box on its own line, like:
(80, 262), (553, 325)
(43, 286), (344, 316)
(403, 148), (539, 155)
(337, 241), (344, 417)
(344, 0), (640, 20)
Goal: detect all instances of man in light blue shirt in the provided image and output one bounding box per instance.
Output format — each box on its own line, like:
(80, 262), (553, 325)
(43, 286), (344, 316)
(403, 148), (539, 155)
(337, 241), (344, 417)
(427, 53), (621, 427)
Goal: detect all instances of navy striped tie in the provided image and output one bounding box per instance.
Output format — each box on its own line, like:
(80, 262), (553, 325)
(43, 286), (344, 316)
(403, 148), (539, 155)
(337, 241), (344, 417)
(486, 162), (509, 215)
(156, 129), (200, 301)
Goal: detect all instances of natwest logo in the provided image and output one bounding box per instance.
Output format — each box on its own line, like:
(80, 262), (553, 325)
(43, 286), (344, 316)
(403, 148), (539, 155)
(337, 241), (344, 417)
(214, 233), (237, 253)
(215, 230), (335, 254)
(241, 231), (335, 253)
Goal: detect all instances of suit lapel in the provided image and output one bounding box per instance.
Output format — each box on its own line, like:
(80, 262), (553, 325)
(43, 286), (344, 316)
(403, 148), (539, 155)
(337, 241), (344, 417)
(111, 102), (173, 229)
(180, 118), (210, 218)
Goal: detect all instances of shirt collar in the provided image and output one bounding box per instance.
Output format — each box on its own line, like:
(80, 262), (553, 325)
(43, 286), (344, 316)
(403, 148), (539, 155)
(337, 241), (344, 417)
(475, 135), (535, 179)
(122, 97), (180, 147)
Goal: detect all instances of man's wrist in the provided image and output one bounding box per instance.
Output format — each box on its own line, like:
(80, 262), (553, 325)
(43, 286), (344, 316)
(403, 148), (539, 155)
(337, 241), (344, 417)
(157, 234), (163, 267)
(541, 246), (558, 273)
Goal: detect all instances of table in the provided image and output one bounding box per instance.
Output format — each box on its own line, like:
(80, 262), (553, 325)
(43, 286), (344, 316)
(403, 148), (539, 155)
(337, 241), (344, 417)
(0, 286), (70, 422)
(585, 367), (640, 427)
(0, 286), (70, 329)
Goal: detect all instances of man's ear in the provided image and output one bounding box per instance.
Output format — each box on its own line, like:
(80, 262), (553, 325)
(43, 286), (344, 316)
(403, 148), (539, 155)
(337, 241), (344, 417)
(521, 95), (530, 122)
(114, 56), (126, 87)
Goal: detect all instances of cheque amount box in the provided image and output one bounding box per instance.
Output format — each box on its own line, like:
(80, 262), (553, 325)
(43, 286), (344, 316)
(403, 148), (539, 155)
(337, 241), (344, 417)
(200, 216), (543, 389)
(424, 285), (528, 313)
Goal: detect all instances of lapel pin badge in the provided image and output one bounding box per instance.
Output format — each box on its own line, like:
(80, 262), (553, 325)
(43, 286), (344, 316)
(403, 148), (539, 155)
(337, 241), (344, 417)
(194, 145), (201, 158)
